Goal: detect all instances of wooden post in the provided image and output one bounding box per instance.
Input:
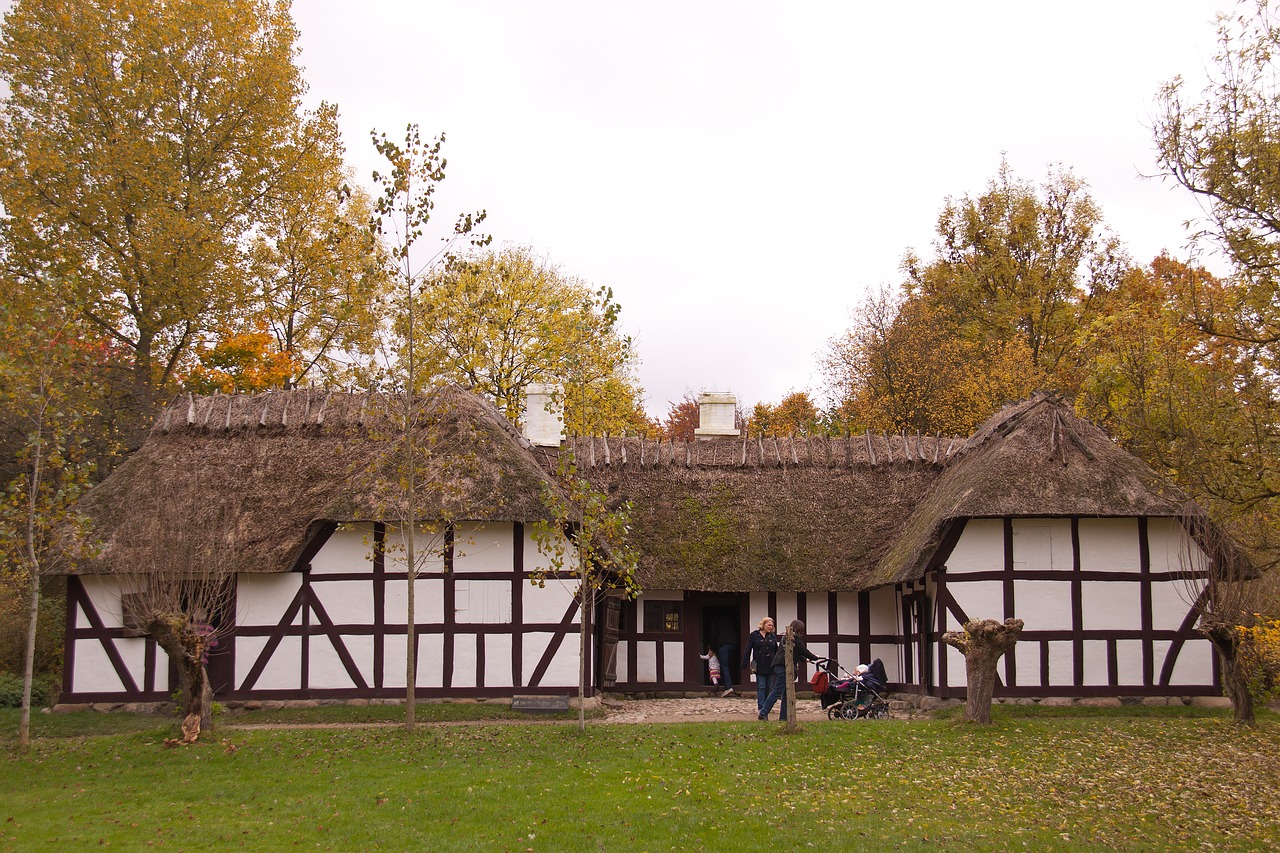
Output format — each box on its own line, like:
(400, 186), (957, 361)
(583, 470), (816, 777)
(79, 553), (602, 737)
(783, 624), (797, 731)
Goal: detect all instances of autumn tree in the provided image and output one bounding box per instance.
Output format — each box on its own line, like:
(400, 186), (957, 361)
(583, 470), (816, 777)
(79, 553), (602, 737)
(247, 104), (390, 389)
(942, 618), (1024, 724)
(746, 391), (823, 437)
(417, 246), (648, 436)
(822, 286), (1043, 436)
(0, 0), (338, 425)
(178, 325), (298, 394)
(662, 393), (701, 441)
(904, 158), (1127, 383)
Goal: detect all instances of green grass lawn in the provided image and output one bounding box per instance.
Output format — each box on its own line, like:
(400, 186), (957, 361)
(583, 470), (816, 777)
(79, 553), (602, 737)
(2, 707), (1277, 852)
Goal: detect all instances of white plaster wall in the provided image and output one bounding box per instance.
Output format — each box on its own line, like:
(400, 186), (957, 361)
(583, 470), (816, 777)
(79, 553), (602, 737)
(311, 580), (375, 624)
(1081, 581), (1141, 631)
(81, 575), (125, 626)
(237, 574), (302, 627)
(636, 641), (658, 682)
(663, 641), (684, 683)
(946, 580), (1004, 629)
(868, 587), (898, 634)
(1167, 638), (1215, 685)
(384, 578), (445, 624)
(1012, 641), (1039, 687)
(1012, 518), (1072, 571)
(308, 634), (373, 689)
(946, 518), (1004, 572)
(383, 527), (447, 575)
(1013, 580), (1073, 630)
(870, 643), (901, 681)
(1047, 641), (1074, 686)
(834, 592), (858, 634)
(774, 592), (800, 630)
(455, 580), (513, 623)
(614, 642), (630, 683)
(452, 634), (478, 688)
(484, 634), (514, 688)
(381, 633), (444, 688)
(237, 635), (301, 689)
(745, 592), (772, 632)
(526, 582), (577, 624)
(945, 644), (966, 687)
(522, 633), (578, 687)
(1083, 639), (1110, 686)
(72, 641), (127, 693)
(806, 597), (829, 635)
(1148, 518), (1207, 574)
(1078, 519), (1140, 572)
(310, 525), (373, 573)
(1150, 581), (1198, 632)
(1116, 639), (1144, 685)
(453, 522), (512, 573)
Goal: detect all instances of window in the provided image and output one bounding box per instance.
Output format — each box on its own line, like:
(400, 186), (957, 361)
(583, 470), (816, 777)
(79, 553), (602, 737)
(643, 601), (683, 633)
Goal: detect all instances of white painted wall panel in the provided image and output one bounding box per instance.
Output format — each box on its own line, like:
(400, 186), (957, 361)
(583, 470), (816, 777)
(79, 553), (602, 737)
(312, 580), (374, 624)
(1116, 639), (1144, 685)
(1168, 638), (1214, 686)
(1078, 519), (1139, 572)
(1150, 582), (1197, 632)
(527, 582), (577, 624)
(774, 592), (799, 629)
(521, 633), (577, 688)
(1048, 641), (1074, 686)
(1012, 518), (1072, 571)
(453, 522), (512, 573)
(379, 633), (444, 688)
(1012, 641), (1039, 687)
(868, 587), (897, 633)
(615, 641), (630, 683)
(309, 635), (359, 689)
(835, 592), (857, 633)
(115, 637), (149, 687)
(484, 634), (514, 688)
(81, 576), (124, 626)
(636, 642), (658, 682)
(455, 580), (513, 624)
(871, 644), (900, 682)
(946, 519), (1003, 572)
(1081, 581), (1140, 631)
(945, 645), (966, 687)
(310, 526), (373, 574)
(1083, 639), (1110, 685)
(1014, 580), (1073, 630)
(806, 597), (829, 635)
(383, 528), (447, 575)
(237, 574), (302, 627)
(947, 580), (1004, 627)
(383, 578), (445, 624)
(343, 635), (375, 687)
(72, 641), (126, 693)
(662, 641), (684, 683)
(1148, 518), (1206, 574)
(237, 636), (300, 690)
(452, 634), (478, 688)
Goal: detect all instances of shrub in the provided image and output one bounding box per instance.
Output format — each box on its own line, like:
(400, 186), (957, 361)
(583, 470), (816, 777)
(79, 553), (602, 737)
(0, 671), (59, 708)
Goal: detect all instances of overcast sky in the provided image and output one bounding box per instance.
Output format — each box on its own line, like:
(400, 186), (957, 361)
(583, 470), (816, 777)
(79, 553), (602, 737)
(155, 4), (1270, 416)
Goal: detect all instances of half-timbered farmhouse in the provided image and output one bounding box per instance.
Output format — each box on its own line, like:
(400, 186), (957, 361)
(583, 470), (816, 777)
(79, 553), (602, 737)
(55, 387), (1222, 706)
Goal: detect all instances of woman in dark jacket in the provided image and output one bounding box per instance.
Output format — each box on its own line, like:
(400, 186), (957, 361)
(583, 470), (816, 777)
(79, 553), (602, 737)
(759, 619), (818, 721)
(741, 617), (778, 717)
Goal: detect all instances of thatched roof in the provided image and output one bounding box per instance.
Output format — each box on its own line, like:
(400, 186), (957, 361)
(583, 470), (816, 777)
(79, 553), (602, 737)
(538, 435), (953, 592)
(64, 388), (1220, 592)
(870, 392), (1195, 587)
(59, 387), (561, 575)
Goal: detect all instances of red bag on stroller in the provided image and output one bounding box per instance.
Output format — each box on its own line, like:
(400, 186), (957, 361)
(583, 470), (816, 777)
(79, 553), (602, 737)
(809, 670), (830, 695)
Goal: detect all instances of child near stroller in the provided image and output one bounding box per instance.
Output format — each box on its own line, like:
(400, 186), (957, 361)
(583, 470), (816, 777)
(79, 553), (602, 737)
(815, 658), (891, 720)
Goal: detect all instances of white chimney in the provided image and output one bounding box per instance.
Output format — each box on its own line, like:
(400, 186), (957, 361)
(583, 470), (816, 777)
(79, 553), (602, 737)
(694, 391), (739, 438)
(522, 384), (565, 446)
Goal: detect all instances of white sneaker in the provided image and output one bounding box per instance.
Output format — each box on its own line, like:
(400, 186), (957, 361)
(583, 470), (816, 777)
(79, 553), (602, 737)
(722, 688), (734, 697)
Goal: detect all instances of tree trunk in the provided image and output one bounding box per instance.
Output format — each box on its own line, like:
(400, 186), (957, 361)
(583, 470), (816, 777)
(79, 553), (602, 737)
(943, 618), (1024, 724)
(1205, 626), (1255, 725)
(148, 615), (209, 741)
(19, 570), (40, 751)
(578, 577), (590, 732)
(783, 627), (797, 732)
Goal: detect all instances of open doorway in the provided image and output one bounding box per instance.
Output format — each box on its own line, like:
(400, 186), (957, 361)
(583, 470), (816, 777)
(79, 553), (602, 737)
(699, 598), (744, 694)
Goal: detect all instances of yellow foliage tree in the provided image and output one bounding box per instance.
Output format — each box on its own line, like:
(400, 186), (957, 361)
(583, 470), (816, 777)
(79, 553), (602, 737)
(180, 327), (298, 395)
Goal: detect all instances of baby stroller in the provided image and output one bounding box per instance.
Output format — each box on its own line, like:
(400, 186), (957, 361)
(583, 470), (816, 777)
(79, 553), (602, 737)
(816, 658), (891, 720)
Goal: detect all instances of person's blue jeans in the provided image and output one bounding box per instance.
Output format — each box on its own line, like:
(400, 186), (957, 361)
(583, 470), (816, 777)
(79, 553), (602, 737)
(717, 643), (737, 691)
(759, 667), (789, 719)
(754, 669), (776, 715)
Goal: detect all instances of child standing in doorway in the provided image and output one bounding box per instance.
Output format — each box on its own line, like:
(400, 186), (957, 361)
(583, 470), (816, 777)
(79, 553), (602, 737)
(699, 647), (722, 690)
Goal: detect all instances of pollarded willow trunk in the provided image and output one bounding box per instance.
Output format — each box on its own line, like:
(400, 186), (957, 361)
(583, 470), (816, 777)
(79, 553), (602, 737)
(942, 618), (1024, 724)
(1203, 623), (1255, 725)
(146, 615), (210, 742)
